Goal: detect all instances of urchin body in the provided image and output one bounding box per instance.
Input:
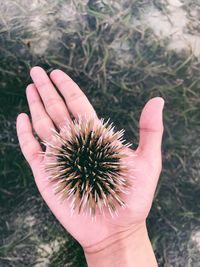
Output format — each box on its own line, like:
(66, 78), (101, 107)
(44, 116), (131, 217)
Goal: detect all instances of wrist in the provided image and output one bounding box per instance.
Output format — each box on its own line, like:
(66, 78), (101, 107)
(84, 222), (158, 267)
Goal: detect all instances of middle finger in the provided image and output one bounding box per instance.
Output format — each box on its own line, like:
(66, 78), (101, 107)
(30, 66), (72, 129)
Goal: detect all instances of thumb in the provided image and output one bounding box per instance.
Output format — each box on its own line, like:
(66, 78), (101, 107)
(136, 97), (165, 164)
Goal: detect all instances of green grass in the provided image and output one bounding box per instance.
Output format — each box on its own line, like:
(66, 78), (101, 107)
(0, 0), (200, 266)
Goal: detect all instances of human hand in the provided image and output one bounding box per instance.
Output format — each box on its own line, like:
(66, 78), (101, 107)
(16, 66), (164, 266)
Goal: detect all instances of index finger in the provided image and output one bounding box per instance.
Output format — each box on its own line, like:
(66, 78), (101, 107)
(50, 69), (97, 119)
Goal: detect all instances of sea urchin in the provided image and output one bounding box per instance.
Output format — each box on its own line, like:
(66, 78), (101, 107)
(43, 116), (132, 217)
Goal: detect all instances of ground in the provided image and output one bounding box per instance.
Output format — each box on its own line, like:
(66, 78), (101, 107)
(0, 0), (200, 266)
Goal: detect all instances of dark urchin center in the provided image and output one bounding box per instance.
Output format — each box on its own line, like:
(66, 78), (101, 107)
(57, 130), (120, 201)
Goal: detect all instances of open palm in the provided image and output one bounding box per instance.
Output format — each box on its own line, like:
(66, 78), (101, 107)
(16, 67), (164, 251)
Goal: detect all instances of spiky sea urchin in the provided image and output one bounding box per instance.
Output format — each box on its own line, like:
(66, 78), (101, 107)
(43, 116), (132, 217)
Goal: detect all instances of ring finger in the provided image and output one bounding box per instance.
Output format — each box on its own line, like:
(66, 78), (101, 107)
(26, 83), (55, 142)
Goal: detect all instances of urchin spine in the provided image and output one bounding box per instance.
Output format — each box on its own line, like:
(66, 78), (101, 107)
(43, 116), (131, 217)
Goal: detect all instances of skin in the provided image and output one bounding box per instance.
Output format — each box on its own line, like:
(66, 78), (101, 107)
(16, 66), (164, 266)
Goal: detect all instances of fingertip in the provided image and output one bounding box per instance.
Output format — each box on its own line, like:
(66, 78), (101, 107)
(50, 69), (71, 80)
(26, 83), (35, 95)
(30, 66), (44, 77)
(50, 69), (60, 76)
(17, 112), (28, 122)
(147, 97), (165, 109)
(16, 113), (29, 135)
(155, 97), (165, 109)
(140, 97), (165, 126)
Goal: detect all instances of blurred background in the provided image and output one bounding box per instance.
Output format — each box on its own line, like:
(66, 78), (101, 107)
(0, 0), (200, 266)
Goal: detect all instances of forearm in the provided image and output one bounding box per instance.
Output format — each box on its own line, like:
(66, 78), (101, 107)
(84, 223), (158, 267)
